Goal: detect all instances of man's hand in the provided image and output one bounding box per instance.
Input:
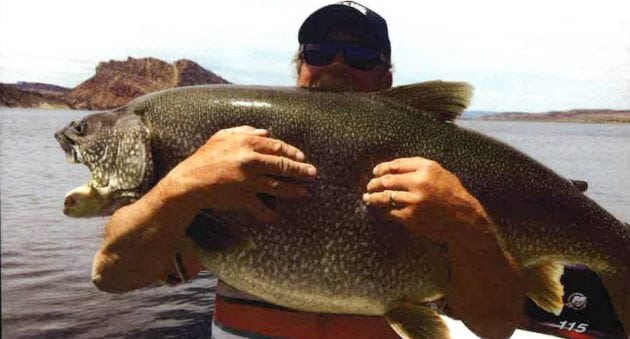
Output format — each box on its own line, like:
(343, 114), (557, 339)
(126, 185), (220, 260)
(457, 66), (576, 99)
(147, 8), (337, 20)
(362, 156), (525, 338)
(162, 126), (317, 222)
(361, 156), (491, 242)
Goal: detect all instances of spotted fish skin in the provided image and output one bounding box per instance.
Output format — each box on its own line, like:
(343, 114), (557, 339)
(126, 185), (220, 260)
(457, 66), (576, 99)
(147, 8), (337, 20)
(138, 85), (452, 314)
(56, 84), (630, 336)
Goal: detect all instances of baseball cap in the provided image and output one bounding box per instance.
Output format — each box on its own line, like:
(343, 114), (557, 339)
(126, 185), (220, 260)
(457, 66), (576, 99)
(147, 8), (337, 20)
(298, 1), (391, 62)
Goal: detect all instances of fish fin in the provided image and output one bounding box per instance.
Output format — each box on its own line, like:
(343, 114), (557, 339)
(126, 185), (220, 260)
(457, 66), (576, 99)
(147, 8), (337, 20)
(600, 268), (630, 335)
(375, 80), (473, 122)
(111, 118), (154, 191)
(185, 210), (245, 251)
(523, 261), (565, 315)
(568, 179), (588, 192)
(385, 303), (450, 339)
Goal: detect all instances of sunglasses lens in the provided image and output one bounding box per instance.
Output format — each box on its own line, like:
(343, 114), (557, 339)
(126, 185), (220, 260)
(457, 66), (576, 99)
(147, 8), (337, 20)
(302, 43), (384, 70)
(303, 43), (336, 66)
(344, 45), (381, 70)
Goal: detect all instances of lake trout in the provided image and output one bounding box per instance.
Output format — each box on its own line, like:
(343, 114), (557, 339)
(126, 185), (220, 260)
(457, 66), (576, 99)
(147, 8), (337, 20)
(55, 82), (629, 338)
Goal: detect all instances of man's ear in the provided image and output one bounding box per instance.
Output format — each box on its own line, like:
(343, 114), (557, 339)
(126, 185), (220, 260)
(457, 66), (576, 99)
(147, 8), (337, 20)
(384, 71), (393, 88)
(379, 70), (393, 89)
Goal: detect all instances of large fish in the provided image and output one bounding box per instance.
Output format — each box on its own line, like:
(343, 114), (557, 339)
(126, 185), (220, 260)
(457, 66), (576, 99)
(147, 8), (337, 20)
(55, 82), (629, 338)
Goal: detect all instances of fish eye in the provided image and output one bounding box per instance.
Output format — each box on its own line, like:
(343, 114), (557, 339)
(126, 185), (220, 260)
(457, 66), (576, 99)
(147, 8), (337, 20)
(75, 120), (88, 135)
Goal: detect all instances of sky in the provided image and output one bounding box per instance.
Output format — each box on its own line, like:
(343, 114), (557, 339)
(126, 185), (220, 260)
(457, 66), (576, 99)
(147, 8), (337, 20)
(1, 0), (629, 112)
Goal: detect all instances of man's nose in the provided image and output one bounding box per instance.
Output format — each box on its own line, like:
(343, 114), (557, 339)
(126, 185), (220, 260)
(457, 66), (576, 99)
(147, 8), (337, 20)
(329, 51), (346, 65)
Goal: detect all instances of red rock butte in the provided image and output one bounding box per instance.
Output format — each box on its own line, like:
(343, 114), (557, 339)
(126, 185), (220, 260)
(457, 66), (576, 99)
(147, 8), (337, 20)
(64, 57), (229, 110)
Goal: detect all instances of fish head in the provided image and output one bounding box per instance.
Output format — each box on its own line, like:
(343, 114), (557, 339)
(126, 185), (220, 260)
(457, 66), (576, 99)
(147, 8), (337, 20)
(55, 107), (154, 217)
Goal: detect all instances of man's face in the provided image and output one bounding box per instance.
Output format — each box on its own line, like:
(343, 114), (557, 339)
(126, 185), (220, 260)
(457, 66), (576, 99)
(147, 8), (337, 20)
(298, 58), (391, 92)
(297, 31), (392, 92)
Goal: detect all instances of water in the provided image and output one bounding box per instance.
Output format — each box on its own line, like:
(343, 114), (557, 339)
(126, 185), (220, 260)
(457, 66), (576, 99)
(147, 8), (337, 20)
(1, 109), (629, 338)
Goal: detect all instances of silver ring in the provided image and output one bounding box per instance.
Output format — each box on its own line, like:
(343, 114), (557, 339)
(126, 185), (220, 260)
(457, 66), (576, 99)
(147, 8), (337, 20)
(390, 191), (398, 208)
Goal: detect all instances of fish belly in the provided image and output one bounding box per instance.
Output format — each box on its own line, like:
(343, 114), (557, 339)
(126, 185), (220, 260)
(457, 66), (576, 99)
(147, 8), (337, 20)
(194, 184), (449, 315)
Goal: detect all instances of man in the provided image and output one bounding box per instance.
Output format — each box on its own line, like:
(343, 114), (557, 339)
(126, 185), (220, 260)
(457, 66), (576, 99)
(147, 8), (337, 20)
(91, 2), (527, 338)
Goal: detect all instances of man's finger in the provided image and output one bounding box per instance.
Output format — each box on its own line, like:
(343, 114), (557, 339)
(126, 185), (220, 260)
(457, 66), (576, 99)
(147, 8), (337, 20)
(243, 197), (277, 223)
(248, 154), (317, 179)
(389, 208), (408, 221)
(248, 136), (306, 161)
(251, 176), (310, 200)
(362, 190), (416, 208)
(222, 125), (269, 136)
(373, 157), (431, 176)
(366, 172), (419, 193)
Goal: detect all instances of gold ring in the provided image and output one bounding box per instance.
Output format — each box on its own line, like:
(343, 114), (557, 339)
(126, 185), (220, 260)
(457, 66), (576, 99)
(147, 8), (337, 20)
(390, 191), (398, 208)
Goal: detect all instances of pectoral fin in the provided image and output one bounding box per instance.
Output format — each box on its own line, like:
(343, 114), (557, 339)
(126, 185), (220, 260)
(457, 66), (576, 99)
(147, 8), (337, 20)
(106, 115), (153, 193)
(523, 261), (565, 315)
(185, 210), (245, 251)
(385, 304), (450, 339)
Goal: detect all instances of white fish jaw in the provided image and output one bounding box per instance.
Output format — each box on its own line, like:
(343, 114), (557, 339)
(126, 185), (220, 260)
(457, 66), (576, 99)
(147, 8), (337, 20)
(63, 183), (107, 218)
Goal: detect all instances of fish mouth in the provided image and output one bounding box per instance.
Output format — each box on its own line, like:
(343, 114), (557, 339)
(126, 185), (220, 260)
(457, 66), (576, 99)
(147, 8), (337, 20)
(54, 131), (82, 164)
(64, 183), (134, 218)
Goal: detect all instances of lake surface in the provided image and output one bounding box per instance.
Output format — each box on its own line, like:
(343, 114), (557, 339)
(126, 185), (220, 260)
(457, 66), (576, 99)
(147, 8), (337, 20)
(1, 109), (629, 338)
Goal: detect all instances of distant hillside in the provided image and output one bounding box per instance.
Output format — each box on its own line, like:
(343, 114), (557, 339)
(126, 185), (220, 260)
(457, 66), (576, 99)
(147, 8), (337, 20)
(13, 82), (71, 96)
(0, 83), (70, 109)
(460, 110), (497, 120)
(1, 57), (229, 110)
(65, 57), (229, 110)
(481, 109), (630, 123)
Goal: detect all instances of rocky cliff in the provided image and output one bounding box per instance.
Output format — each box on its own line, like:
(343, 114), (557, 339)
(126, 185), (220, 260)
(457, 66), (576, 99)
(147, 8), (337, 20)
(1, 57), (229, 110)
(64, 57), (229, 110)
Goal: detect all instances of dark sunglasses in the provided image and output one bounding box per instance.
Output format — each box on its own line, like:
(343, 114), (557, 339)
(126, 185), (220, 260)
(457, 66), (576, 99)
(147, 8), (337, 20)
(300, 42), (388, 70)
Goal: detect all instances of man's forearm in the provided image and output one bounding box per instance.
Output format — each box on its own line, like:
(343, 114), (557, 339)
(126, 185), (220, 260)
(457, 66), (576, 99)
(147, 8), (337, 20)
(445, 214), (524, 338)
(445, 204), (520, 289)
(449, 224), (521, 299)
(92, 178), (200, 293)
(90, 127), (316, 293)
